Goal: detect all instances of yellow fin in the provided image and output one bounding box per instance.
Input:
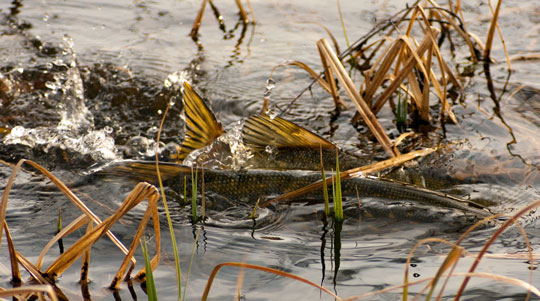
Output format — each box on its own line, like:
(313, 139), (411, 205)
(173, 82), (225, 161)
(243, 114), (337, 150)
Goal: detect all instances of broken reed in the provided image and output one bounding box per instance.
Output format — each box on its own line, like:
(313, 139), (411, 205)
(0, 159), (162, 298)
(279, 0), (510, 157)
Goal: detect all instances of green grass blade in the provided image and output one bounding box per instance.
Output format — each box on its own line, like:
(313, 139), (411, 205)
(320, 146), (330, 217)
(191, 166), (198, 224)
(250, 198), (260, 219)
(155, 99), (182, 300)
(141, 238), (157, 301)
(334, 151), (343, 221)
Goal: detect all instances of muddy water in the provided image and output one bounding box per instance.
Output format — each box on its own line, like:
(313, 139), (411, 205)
(1, 0), (540, 299)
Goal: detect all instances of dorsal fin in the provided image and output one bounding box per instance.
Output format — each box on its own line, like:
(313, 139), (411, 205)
(242, 114), (337, 150)
(172, 82), (225, 162)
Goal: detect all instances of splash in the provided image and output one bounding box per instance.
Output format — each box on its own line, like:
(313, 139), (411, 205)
(52, 34), (94, 133)
(4, 125), (118, 162)
(183, 121), (253, 170)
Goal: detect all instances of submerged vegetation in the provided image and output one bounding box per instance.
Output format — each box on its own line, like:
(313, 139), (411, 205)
(1, 0), (540, 299)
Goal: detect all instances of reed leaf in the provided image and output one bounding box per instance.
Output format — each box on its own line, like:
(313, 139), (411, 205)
(317, 38), (397, 156)
(202, 262), (342, 300)
(261, 147), (436, 207)
(141, 238), (157, 301)
(320, 146), (330, 217)
(334, 151), (343, 221)
(0, 285), (58, 301)
(191, 166), (198, 224)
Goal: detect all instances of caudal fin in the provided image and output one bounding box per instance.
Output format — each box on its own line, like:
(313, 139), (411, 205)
(242, 114), (337, 150)
(171, 82), (225, 162)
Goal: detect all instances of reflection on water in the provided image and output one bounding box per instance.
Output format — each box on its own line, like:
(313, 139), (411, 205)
(1, 0), (540, 299)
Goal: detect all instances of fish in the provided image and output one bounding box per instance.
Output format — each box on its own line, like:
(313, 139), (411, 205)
(96, 160), (492, 219)
(170, 82), (371, 170)
(172, 82), (464, 190)
(92, 81), (492, 220)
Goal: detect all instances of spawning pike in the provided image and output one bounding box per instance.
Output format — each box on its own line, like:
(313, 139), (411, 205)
(170, 82), (371, 170)
(98, 160), (492, 218)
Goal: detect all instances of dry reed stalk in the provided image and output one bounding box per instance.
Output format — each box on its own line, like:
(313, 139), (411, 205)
(0, 285), (58, 301)
(202, 262), (342, 300)
(362, 39), (404, 104)
(427, 0), (480, 62)
(317, 38), (397, 157)
(455, 200), (540, 298)
(483, 0), (502, 62)
(260, 147), (436, 207)
(190, 0), (208, 38)
(3, 221), (21, 284)
(318, 42), (347, 110)
(35, 215), (90, 269)
(371, 28), (439, 115)
(273, 61), (332, 93)
(80, 220), (94, 283)
(1, 159), (162, 292)
(233, 0), (249, 23)
(486, 0), (512, 70)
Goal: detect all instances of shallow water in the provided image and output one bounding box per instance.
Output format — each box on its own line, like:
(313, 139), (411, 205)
(1, 0), (540, 299)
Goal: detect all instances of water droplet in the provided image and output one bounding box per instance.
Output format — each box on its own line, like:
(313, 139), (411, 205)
(103, 126), (113, 134)
(269, 112), (278, 120)
(62, 34), (74, 50)
(413, 273), (420, 278)
(265, 145), (276, 154)
(43, 13), (49, 22)
(157, 109), (162, 115)
(45, 81), (57, 90)
(10, 126), (25, 137)
(263, 77), (275, 97)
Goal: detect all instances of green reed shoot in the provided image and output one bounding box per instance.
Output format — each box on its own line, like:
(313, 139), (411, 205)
(397, 92), (407, 133)
(141, 238), (157, 301)
(334, 150), (343, 221)
(191, 166), (198, 224)
(250, 198), (260, 219)
(320, 145), (330, 217)
(183, 176), (188, 204)
(156, 99), (182, 299)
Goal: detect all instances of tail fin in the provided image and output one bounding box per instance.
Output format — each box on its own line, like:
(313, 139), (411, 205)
(97, 160), (193, 183)
(242, 114), (337, 150)
(171, 82), (225, 162)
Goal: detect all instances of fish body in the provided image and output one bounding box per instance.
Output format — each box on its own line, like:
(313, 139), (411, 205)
(99, 160), (491, 218)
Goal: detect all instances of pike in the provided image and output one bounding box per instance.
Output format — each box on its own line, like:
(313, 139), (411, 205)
(94, 82), (492, 219)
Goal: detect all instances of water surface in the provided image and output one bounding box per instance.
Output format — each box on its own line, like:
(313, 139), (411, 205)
(1, 0), (540, 299)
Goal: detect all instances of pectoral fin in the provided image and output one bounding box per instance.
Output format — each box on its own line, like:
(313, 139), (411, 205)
(172, 82), (225, 161)
(243, 114), (336, 150)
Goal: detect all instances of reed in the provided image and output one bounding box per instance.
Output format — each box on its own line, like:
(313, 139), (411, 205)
(141, 238), (158, 301)
(191, 165), (198, 224)
(333, 151), (344, 221)
(0, 159), (162, 297)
